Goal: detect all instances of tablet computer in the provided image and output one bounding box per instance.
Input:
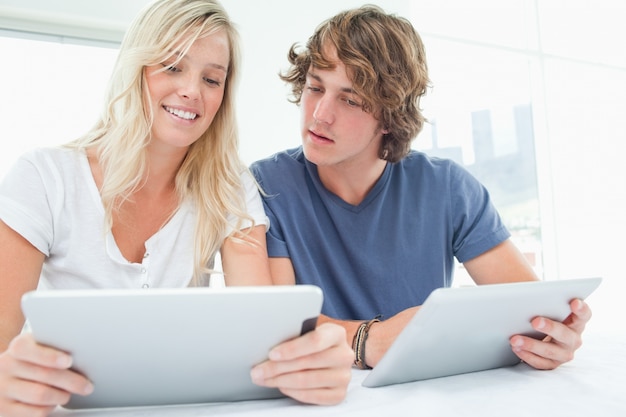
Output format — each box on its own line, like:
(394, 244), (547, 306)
(21, 285), (323, 409)
(362, 277), (602, 388)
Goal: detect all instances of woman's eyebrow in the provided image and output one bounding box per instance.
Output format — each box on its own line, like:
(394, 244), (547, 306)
(169, 49), (228, 73)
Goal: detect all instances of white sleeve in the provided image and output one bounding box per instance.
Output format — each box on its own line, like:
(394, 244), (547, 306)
(225, 169), (269, 234)
(0, 150), (55, 256)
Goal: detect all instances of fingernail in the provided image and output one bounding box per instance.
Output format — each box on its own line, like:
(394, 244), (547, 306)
(535, 317), (546, 330)
(511, 337), (523, 348)
(268, 349), (281, 361)
(83, 382), (94, 395)
(250, 367), (263, 383)
(57, 354), (72, 368)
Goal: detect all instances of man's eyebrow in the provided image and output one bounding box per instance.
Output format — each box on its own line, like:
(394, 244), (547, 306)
(307, 71), (356, 94)
(307, 72), (323, 83)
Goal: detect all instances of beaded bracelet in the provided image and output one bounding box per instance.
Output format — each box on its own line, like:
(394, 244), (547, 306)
(352, 315), (381, 369)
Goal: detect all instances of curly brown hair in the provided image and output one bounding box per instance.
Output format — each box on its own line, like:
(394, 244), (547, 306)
(280, 5), (430, 163)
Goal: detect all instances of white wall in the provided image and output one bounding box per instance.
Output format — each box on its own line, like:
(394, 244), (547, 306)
(535, 1), (626, 333)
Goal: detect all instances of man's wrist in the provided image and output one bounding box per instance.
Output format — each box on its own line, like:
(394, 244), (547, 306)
(351, 315), (381, 369)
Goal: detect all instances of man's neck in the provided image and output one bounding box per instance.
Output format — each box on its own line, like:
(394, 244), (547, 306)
(317, 158), (387, 206)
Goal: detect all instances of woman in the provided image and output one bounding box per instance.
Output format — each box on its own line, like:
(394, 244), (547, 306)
(0, 1), (352, 415)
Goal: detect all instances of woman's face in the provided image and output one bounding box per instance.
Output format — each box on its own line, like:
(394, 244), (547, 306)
(145, 30), (230, 153)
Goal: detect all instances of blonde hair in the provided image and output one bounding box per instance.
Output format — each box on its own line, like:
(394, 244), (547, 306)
(280, 5), (430, 163)
(68, 0), (251, 283)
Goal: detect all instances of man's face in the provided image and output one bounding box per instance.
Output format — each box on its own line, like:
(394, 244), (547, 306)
(300, 46), (386, 171)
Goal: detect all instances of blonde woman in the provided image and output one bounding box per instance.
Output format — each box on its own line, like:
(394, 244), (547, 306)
(0, 1), (352, 415)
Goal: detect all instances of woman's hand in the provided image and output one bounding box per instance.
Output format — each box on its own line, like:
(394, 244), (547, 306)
(0, 333), (94, 417)
(250, 322), (353, 405)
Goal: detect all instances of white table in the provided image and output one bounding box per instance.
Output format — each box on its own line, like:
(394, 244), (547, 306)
(51, 329), (626, 417)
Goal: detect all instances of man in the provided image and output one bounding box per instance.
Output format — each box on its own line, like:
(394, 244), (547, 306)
(250, 5), (590, 370)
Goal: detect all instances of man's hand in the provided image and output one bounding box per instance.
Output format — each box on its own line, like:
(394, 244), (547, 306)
(510, 299), (592, 369)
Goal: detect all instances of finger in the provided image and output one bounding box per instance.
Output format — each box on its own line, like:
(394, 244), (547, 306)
(511, 345), (560, 370)
(257, 364), (352, 390)
(7, 334), (73, 370)
(9, 359), (93, 398)
(267, 323), (347, 362)
(279, 383), (349, 406)
(260, 366), (351, 405)
(0, 399), (55, 417)
(532, 316), (582, 352)
(3, 376), (73, 407)
(5, 335), (94, 396)
(510, 334), (573, 370)
(563, 299), (592, 333)
(252, 341), (353, 382)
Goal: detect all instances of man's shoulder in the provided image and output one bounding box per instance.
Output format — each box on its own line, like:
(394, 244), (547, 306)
(250, 147), (308, 192)
(398, 150), (463, 176)
(402, 149), (457, 166)
(391, 151), (479, 193)
(250, 147), (305, 178)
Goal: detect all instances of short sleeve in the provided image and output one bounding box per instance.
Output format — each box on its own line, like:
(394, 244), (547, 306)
(261, 198), (290, 258)
(450, 163), (510, 263)
(0, 151), (55, 255)
(224, 170), (268, 235)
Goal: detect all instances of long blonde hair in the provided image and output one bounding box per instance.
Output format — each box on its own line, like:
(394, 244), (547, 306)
(68, 0), (251, 283)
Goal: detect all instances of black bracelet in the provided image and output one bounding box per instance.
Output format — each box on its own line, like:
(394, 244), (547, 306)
(352, 315), (381, 369)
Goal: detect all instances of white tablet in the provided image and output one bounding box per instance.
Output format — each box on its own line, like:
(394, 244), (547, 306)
(362, 277), (602, 388)
(21, 285), (323, 409)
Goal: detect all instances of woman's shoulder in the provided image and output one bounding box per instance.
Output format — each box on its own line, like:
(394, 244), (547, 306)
(2, 146), (89, 193)
(17, 146), (83, 167)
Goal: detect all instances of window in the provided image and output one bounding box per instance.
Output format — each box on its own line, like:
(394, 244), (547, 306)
(0, 33), (118, 179)
(411, 2), (544, 283)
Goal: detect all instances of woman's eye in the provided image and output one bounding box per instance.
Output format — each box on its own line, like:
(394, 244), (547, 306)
(204, 78), (221, 87)
(161, 63), (180, 72)
(307, 86), (322, 93)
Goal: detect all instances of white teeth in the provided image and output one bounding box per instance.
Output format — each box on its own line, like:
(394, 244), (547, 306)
(164, 106), (197, 120)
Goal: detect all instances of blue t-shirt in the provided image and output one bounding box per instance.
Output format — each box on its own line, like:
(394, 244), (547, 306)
(250, 147), (510, 320)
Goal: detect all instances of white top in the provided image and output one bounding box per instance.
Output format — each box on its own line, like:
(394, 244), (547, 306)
(0, 147), (267, 289)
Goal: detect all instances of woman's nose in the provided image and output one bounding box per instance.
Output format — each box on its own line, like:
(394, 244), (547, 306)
(178, 74), (201, 101)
